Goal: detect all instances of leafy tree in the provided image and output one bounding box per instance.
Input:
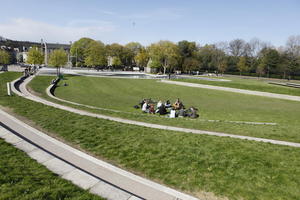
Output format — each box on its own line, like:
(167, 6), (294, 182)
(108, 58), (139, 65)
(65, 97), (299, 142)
(279, 51), (300, 79)
(182, 57), (199, 73)
(178, 40), (197, 58)
(106, 43), (133, 66)
(134, 48), (149, 68)
(148, 58), (162, 69)
(0, 50), (10, 66)
(125, 42), (143, 66)
(237, 57), (249, 75)
(197, 45), (224, 71)
(112, 57), (122, 66)
(148, 41), (180, 74)
(258, 48), (280, 77)
(217, 59), (228, 75)
(84, 41), (107, 67)
(26, 47), (44, 65)
(70, 37), (94, 67)
(256, 62), (266, 78)
(49, 49), (68, 76)
(177, 40), (198, 71)
(125, 42), (142, 55)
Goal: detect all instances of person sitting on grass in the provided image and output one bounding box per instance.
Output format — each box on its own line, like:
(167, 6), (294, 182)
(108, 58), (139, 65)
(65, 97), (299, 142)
(169, 108), (176, 118)
(157, 100), (162, 109)
(158, 104), (167, 115)
(173, 98), (184, 110)
(178, 108), (186, 117)
(139, 99), (146, 108)
(156, 100), (163, 113)
(165, 100), (172, 108)
(186, 107), (199, 118)
(142, 101), (148, 113)
(149, 104), (155, 114)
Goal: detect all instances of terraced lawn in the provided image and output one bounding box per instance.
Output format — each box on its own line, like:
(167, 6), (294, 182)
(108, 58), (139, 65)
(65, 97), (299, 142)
(2, 72), (300, 200)
(0, 138), (103, 200)
(30, 75), (300, 143)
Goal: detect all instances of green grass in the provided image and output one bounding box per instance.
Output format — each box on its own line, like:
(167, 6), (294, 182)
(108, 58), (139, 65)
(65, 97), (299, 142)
(175, 76), (300, 96)
(0, 139), (104, 200)
(2, 72), (300, 200)
(29, 75), (300, 143)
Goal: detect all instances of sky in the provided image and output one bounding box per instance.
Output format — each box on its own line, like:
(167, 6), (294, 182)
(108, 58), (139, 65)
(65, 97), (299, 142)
(0, 0), (299, 46)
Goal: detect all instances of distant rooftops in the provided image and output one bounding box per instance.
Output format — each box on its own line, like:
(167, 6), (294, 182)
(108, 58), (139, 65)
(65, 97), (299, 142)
(0, 37), (70, 50)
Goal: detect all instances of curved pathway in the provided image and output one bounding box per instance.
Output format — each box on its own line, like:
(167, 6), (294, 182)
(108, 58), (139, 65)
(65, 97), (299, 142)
(15, 75), (300, 148)
(161, 80), (300, 102)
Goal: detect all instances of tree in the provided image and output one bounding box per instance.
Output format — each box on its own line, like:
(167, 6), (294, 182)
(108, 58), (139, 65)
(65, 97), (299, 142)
(197, 45), (225, 71)
(217, 59), (228, 75)
(237, 57), (249, 75)
(148, 41), (180, 74)
(256, 62), (266, 78)
(229, 39), (246, 57)
(258, 48), (280, 77)
(112, 57), (122, 66)
(0, 50), (10, 66)
(26, 47), (44, 66)
(286, 35), (300, 57)
(84, 41), (107, 67)
(106, 43), (133, 66)
(125, 42), (142, 55)
(279, 51), (300, 79)
(125, 42), (143, 66)
(49, 49), (68, 76)
(134, 48), (149, 68)
(70, 37), (94, 67)
(182, 57), (199, 73)
(177, 40), (197, 71)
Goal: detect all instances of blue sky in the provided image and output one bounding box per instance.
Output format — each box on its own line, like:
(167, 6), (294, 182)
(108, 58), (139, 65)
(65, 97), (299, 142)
(0, 0), (299, 46)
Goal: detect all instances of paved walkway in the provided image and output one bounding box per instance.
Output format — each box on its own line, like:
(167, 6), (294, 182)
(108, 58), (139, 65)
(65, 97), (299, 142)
(13, 75), (300, 148)
(161, 80), (300, 102)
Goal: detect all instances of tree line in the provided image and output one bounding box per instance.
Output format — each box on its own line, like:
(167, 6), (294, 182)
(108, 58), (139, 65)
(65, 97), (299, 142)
(69, 36), (300, 79)
(1, 35), (300, 79)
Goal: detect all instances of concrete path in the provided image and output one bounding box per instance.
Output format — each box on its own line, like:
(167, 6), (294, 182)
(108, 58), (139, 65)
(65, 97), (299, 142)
(0, 109), (199, 200)
(12, 75), (300, 148)
(161, 80), (300, 102)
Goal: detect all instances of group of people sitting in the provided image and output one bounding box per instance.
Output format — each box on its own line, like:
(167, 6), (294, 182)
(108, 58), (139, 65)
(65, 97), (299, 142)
(135, 98), (199, 118)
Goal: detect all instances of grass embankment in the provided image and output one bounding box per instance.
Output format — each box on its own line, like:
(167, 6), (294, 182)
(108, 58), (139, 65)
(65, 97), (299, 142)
(2, 72), (300, 200)
(0, 73), (103, 200)
(176, 76), (300, 96)
(0, 139), (104, 200)
(30, 75), (300, 143)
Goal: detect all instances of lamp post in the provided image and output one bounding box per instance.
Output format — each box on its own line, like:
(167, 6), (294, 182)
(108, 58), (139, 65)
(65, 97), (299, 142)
(41, 39), (48, 66)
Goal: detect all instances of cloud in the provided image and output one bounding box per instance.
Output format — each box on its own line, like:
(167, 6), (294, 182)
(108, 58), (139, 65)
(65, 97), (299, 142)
(0, 18), (116, 43)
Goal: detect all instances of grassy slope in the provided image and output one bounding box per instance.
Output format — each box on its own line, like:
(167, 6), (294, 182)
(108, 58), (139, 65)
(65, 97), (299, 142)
(30, 75), (300, 143)
(0, 140), (104, 200)
(175, 76), (300, 96)
(1, 72), (299, 200)
(0, 73), (103, 200)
